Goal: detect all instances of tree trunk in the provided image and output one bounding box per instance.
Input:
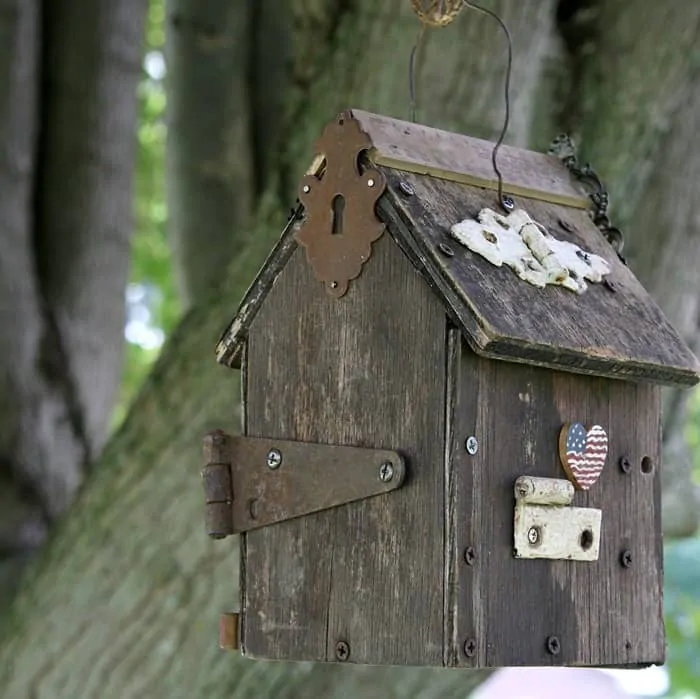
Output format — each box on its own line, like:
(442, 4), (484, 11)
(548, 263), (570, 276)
(0, 0), (146, 600)
(1, 1), (699, 697)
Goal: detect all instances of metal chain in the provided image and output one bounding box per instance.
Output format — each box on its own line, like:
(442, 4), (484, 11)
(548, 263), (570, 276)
(548, 134), (626, 261)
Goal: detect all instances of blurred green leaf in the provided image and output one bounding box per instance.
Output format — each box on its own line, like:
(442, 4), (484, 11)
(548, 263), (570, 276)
(111, 0), (178, 431)
(664, 539), (700, 697)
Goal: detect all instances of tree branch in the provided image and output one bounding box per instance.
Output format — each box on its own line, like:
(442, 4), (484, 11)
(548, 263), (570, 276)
(164, 0), (256, 308)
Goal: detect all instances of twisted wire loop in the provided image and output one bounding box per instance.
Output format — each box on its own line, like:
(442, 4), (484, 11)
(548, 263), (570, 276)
(548, 134), (626, 260)
(411, 0), (465, 26)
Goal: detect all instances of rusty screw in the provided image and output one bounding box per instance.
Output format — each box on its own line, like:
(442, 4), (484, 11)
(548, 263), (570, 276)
(546, 636), (561, 655)
(399, 181), (415, 196)
(464, 547), (476, 565)
(335, 641), (350, 662)
(619, 456), (632, 474)
(465, 436), (478, 455)
(620, 550), (633, 568)
(464, 638), (477, 658)
(266, 448), (282, 470)
(379, 462), (394, 483)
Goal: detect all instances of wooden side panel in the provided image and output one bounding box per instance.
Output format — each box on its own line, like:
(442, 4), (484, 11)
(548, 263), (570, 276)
(449, 339), (664, 667)
(243, 233), (447, 665)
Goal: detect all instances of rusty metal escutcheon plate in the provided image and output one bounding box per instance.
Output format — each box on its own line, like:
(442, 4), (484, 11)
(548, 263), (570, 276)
(202, 431), (405, 536)
(296, 110), (386, 298)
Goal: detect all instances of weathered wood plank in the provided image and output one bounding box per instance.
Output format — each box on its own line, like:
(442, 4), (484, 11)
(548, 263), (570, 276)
(352, 109), (589, 209)
(381, 168), (700, 386)
(215, 209), (302, 369)
(243, 233), (447, 665)
(450, 340), (664, 667)
(443, 326), (461, 667)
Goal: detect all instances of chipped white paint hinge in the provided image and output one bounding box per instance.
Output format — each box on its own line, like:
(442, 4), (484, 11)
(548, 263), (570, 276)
(513, 476), (602, 561)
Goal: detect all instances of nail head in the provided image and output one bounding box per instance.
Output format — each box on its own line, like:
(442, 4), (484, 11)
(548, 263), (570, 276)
(546, 636), (561, 655)
(399, 181), (415, 196)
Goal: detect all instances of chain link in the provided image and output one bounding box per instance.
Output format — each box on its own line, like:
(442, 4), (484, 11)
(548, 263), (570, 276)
(548, 134), (625, 261)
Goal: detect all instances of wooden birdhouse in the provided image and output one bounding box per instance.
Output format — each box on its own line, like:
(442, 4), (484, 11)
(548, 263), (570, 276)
(201, 110), (700, 669)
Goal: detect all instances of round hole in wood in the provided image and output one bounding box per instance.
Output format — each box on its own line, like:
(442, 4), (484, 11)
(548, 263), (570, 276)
(641, 456), (654, 474)
(580, 529), (594, 551)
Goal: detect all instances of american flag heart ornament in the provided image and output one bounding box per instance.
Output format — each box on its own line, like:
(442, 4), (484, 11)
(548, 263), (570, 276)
(558, 423), (608, 490)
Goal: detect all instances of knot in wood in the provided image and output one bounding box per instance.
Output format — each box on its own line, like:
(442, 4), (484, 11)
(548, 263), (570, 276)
(411, 0), (464, 27)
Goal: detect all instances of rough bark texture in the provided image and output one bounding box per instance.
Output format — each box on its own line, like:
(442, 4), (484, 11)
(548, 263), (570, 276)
(1, 0), (699, 697)
(0, 0), (145, 600)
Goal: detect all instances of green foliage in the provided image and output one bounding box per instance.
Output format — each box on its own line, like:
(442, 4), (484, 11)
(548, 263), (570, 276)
(112, 0), (179, 430)
(664, 538), (700, 698)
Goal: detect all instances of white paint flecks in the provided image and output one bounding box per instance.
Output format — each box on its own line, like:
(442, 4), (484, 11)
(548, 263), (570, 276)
(450, 208), (611, 293)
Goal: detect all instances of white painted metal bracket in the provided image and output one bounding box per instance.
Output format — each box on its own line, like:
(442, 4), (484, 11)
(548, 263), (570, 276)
(513, 476), (602, 561)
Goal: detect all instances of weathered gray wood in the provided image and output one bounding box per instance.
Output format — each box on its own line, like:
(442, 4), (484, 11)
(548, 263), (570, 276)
(381, 168), (699, 386)
(351, 110), (589, 209)
(216, 209), (302, 368)
(449, 337), (664, 667)
(243, 233), (447, 665)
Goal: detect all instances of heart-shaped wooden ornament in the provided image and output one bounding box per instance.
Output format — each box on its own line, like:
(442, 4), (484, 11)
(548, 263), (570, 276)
(558, 422), (608, 490)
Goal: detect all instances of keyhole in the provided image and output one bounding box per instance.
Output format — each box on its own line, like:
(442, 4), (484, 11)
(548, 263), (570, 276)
(332, 194), (345, 235)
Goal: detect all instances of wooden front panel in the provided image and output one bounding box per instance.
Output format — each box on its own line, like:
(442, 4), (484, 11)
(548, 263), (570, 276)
(243, 234), (447, 665)
(448, 335), (663, 667)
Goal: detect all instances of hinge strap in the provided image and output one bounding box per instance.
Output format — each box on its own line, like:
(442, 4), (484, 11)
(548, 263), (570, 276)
(201, 431), (405, 538)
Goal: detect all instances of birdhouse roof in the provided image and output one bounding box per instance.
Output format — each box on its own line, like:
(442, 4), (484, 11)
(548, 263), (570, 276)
(216, 110), (699, 387)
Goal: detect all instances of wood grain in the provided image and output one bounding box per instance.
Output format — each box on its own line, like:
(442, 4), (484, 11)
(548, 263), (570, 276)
(351, 109), (589, 209)
(449, 337), (664, 667)
(243, 233), (447, 665)
(380, 167), (699, 386)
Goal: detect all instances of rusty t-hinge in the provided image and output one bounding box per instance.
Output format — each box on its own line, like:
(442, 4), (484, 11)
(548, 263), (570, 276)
(201, 430), (405, 538)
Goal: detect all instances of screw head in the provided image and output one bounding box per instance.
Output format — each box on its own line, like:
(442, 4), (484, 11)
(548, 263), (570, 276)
(603, 279), (617, 292)
(464, 546), (476, 565)
(379, 462), (394, 483)
(502, 195), (515, 211)
(266, 448), (282, 469)
(620, 549), (633, 568)
(438, 242), (455, 257)
(302, 184), (310, 193)
(329, 281), (338, 289)
(546, 636), (561, 655)
(619, 456), (632, 474)
(465, 436), (478, 455)
(576, 249), (591, 264)
(367, 178), (375, 188)
(335, 640), (350, 661)
(398, 181), (415, 196)
(527, 526), (540, 546)
(463, 638), (477, 658)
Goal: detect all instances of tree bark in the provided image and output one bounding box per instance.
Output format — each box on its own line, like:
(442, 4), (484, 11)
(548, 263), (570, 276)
(0, 0), (146, 599)
(1, 0), (700, 697)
